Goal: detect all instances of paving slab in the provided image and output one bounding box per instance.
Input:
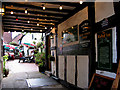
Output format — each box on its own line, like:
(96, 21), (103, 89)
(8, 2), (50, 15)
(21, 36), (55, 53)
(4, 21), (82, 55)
(2, 60), (66, 89)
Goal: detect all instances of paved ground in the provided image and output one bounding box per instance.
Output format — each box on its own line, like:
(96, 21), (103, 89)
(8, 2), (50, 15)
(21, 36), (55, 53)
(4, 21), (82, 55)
(2, 59), (66, 89)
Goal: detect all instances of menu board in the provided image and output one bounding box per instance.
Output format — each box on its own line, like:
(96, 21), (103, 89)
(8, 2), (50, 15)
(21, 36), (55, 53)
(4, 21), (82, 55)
(89, 74), (114, 90)
(97, 29), (112, 70)
(79, 20), (91, 48)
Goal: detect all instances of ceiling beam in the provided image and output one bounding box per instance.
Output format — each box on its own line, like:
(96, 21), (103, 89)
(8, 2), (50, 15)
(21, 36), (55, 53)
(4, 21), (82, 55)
(4, 29), (46, 33)
(3, 25), (46, 30)
(3, 20), (54, 27)
(5, 8), (66, 17)
(4, 13), (62, 21)
(2, 17), (58, 23)
(3, 2), (73, 13)
(48, 2), (80, 7)
(3, 21), (54, 27)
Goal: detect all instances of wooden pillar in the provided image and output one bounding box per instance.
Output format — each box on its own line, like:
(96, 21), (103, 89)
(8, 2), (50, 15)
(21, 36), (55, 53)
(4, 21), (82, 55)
(45, 33), (49, 70)
(88, 2), (96, 83)
(114, 2), (120, 64)
(55, 28), (58, 77)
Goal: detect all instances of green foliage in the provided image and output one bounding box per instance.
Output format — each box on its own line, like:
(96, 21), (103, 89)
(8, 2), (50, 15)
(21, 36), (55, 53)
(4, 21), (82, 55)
(35, 52), (45, 67)
(37, 42), (41, 48)
(48, 54), (52, 59)
(33, 41), (36, 44)
(36, 41), (44, 49)
(3, 55), (8, 72)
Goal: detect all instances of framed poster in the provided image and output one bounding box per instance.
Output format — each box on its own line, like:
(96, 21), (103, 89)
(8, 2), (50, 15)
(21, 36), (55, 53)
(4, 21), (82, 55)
(97, 29), (112, 70)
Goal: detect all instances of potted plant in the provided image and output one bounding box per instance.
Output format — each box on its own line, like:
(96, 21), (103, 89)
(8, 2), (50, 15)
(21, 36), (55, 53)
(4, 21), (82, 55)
(35, 52), (45, 72)
(3, 55), (9, 77)
(48, 55), (55, 61)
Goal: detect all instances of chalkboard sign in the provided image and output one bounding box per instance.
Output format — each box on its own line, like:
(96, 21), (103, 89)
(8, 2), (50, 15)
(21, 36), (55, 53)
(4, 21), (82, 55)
(89, 74), (114, 90)
(79, 20), (91, 48)
(97, 29), (112, 70)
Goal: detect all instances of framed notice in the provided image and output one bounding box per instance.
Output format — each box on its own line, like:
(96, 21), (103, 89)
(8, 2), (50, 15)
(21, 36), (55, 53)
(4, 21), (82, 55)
(89, 73), (114, 90)
(97, 29), (112, 70)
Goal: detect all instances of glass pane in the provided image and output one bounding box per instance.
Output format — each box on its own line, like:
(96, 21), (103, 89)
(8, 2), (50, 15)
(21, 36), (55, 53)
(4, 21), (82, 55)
(62, 25), (78, 44)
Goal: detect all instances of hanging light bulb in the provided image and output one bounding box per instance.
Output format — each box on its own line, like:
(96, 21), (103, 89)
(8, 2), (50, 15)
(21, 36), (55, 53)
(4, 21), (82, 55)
(11, 11), (13, 14)
(28, 21), (30, 23)
(80, 0), (83, 4)
(16, 16), (18, 21)
(31, 28), (33, 31)
(8, 31), (10, 33)
(42, 5), (45, 10)
(50, 27), (53, 29)
(40, 30), (42, 32)
(37, 23), (39, 26)
(45, 27), (47, 29)
(59, 5), (62, 10)
(25, 8), (27, 14)
(22, 29), (24, 32)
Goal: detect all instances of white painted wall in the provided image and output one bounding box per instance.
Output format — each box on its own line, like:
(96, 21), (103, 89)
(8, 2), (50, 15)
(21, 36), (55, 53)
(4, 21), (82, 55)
(67, 56), (75, 85)
(58, 55), (65, 80)
(95, 2), (115, 22)
(77, 55), (89, 88)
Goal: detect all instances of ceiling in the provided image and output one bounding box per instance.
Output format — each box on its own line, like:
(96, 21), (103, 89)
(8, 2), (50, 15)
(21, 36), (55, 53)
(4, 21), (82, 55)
(2, 2), (88, 33)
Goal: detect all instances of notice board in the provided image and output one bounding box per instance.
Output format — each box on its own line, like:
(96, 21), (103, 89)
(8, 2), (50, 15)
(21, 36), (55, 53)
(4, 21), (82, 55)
(97, 29), (112, 70)
(89, 74), (114, 90)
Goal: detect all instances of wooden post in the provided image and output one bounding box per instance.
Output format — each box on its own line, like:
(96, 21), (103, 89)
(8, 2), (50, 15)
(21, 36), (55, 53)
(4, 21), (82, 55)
(88, 2), (96, 84)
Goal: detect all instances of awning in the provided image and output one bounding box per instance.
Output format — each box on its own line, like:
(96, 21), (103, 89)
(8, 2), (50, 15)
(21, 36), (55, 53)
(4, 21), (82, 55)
(4, 44), (18, 50)
(22, 43), (35, 49)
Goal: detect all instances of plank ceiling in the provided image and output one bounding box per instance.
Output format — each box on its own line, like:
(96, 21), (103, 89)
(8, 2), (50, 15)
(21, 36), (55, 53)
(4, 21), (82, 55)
(2, 2), (88, 33)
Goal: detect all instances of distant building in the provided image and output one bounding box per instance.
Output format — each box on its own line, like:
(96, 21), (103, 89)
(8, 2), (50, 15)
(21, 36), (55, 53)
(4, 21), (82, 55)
(3, 32), (12, 44)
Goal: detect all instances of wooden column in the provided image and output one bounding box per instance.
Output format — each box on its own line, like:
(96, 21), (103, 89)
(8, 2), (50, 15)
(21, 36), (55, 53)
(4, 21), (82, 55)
(55, 28), (58, 77)
(88, 2), (96, 84)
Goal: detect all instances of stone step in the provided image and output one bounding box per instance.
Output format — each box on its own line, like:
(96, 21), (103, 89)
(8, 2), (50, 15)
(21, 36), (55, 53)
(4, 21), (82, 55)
(45, 71), (52, 77)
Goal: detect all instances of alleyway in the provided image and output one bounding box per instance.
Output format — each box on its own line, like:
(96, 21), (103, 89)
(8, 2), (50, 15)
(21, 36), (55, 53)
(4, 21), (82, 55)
(2, 60), (65, 89)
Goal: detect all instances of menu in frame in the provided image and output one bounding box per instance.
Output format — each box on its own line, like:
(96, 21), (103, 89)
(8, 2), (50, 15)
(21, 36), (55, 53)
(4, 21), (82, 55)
(97, 29), (112, 70)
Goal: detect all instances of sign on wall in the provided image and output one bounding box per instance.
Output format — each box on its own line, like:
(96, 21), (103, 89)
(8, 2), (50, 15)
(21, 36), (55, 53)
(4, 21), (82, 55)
(79, 20), (91, 48)
(97, 29), (112, 70)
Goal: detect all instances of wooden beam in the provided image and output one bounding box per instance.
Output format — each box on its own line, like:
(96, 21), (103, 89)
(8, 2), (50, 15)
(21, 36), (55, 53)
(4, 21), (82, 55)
(3, 22), (54, 27)
(5, 8), (66, 17)
(3, 17), (58, 23)
(3, 20), (54, 27)
(4, 13), (62, 21)
(3, 2), (72, 13)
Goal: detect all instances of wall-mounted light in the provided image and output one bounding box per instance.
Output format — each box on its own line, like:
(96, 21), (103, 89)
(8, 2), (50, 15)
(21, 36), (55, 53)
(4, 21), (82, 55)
(59, 5), (62, 10)
(14, 31), (16, 32)
(11, 11), (13, 14)
(25, 8), (27, 14)
(0, 8), (5, 16)
(80, 0), (83, 4)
